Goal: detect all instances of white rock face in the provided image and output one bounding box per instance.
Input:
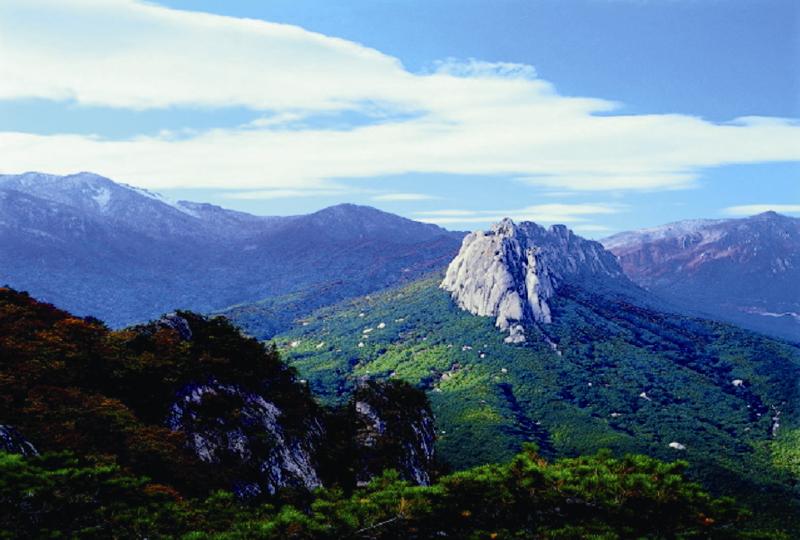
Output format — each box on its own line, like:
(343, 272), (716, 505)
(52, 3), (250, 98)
(355, 401), (387, 448)
(167, 381), (323, 496)
(354, 392), (436, 487)
(0, 425), (38, 456)
(441, 218), (624, 342)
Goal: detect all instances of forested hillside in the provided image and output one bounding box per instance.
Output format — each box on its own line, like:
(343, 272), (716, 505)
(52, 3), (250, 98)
(0, 287), (786, 538)
(279, 275), (800, 528)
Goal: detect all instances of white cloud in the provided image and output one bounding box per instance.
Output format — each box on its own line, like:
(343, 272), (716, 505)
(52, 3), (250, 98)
(571, 224), (615, 234)
(0, 0), (407, 111)
(372, 193), (439, 201)
(723, 204), (800, 216)
(0, 0), (799, 194)
(518, 172), (699, 192)
(414, 203), (622, 225)
(432, 58), (538, 79)
(222, 188), (347, 200)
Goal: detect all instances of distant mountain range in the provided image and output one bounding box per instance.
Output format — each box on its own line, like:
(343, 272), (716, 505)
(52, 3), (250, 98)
(603, 212), (800, 341)
(2, 172), (799, 527)
(0, 172), (464, 328)
(1, 171), (796, 344)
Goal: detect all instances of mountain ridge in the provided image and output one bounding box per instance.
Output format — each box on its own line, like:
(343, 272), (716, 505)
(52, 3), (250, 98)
(274, 221), (800, 523)
(442, 218), (636, 343)
(0, 172), (464, 328)
(602, 211), (800, 341)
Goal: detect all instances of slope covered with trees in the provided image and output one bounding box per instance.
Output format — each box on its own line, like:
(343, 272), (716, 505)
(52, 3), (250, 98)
(278, 275), (800, 528)
(1, 445), (768, 539)
(0, 287), (788, 537)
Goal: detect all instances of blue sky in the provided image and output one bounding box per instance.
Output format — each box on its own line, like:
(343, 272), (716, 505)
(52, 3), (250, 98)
(0, 0), (798, 235)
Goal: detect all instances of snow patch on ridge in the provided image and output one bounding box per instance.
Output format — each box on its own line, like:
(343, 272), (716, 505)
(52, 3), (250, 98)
(92, 186), (112, 210)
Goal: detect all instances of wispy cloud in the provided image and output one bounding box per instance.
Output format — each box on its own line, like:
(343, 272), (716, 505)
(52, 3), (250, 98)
(570, 224), (615, 234)
(0, 0), (798, 195)
(372, 193), (439, 201)
(222, 188), (348, 200)
(414, 203), (622, 225)
(517, 172), (699, 192)
(723, 204), (800, 216)
(432, 58), (538, 79)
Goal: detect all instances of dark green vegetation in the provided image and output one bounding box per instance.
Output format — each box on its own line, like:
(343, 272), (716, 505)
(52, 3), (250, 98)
(0, 286), (789, 537)
(218, 282), (375, 341)
(0, 287), (435, 498)
(0, 445), (776, 539)
(0, 287), (313, 496)
(278, 276), (800, 526)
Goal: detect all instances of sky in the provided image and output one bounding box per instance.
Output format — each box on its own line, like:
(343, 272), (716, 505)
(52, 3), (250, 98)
(0, 0), (798, 236)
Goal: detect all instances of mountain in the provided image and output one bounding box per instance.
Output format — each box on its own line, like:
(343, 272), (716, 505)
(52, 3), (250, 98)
(275, 219), (800, 524)
(602, 212), (800, 341)
(0, 287), (437, 496)
(442, 218), (633, 343)
(0, 288), (781, 538)
(0, 172), (463, 329)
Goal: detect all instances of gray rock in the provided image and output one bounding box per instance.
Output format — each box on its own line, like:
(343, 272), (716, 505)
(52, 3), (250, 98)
(353, 381), (436, 486)
(0, 425), (38, 456)
(157, 313), (193, 341)
(442, 218), (624, 342)
(167, 380), (323, 496)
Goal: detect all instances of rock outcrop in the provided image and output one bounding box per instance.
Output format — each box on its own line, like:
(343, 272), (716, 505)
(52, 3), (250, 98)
(166, 377), (438, 496)
(442, 219), (625, 342)
(0, 425), (38, 456)
(352, 380), (436, 486)
(167, 380), (323, 497)
(155, 313), (194, 341)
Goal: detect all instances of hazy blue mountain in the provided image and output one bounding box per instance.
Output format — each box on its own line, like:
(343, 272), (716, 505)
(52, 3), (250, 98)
(603, 212), (800, 342)
(0, 172), (463, 328)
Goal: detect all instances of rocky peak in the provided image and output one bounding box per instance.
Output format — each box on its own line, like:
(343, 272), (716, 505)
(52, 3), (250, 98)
(441, 219), (625, 343)
(167, 380), (324, 497)
(156, 313), (194, 341)
(0, 425), (38, 457)
(754, 210), (781, 220)
(352, 380), (436, 486)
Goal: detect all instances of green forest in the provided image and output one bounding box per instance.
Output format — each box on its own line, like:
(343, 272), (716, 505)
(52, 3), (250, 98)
(278, 277), (800, 528)
(0, 286), (796, 538)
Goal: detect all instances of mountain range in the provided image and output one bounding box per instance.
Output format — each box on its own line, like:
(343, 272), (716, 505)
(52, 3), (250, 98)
(603, 212), (800, 341)
(277, 218), (800, 525)
(0, 172), (463, 329)
(2, 171), (800, 531)
(4, 171), (794, 344)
